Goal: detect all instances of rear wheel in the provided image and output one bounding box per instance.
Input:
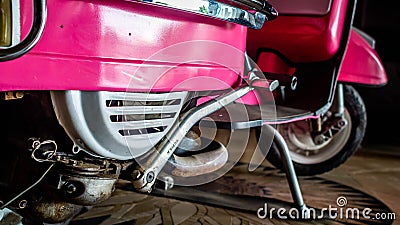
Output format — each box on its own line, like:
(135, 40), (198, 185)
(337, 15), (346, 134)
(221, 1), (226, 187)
(261, 85), (366, 176)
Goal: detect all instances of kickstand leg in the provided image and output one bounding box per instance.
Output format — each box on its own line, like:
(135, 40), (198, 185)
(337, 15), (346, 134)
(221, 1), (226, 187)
(265, 124), (307, 211)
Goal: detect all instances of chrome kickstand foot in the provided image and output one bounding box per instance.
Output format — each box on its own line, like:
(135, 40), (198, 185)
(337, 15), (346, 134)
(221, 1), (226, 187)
(264, 124), (306, 210)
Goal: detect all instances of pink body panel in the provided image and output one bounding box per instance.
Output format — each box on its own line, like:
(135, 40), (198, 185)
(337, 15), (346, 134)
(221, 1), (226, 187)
(268, 0), (333, 16)
(257, 52), (296, 75)
(247, 0), (348, 63)
(338, 30), (388, 85)
(0, 0), (247, 92)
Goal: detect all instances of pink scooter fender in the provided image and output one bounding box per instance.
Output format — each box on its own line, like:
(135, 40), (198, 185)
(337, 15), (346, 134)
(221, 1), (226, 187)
(338, 28), (388, 86)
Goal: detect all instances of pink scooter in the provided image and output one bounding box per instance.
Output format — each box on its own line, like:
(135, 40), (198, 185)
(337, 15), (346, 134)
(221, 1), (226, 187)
(0, 0), (386, 223)
(247, 0), (387, 176)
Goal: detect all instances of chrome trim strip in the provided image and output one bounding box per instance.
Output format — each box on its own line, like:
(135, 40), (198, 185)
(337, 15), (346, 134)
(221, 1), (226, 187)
(138, 0), (271, 29)
(352, 27), (376, 49)
(0, 0), (47, 61)
(0, 0), (20, 49)
(11, 0), (21, 47)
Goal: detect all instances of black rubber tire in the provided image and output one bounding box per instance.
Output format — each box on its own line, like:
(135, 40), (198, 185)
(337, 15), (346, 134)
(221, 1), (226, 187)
(260, 85), (367, 176)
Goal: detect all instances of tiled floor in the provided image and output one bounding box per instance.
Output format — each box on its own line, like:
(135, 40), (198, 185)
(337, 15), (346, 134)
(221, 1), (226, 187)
(69, 130), (400, 225)
(1, 131), (399, 225)
(322, 148), (400, 220)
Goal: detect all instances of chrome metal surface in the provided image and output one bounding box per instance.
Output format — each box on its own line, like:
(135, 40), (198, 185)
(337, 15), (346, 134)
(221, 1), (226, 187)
(0, 0), (20, 48)
(250, 78), (280, 91)
(132, 85), (255, 192)
(353, 27), (376, 49)
(248, 70), (280, 91)
(139, 0), (276, 29)
(200, 104), (314, 129)
(264, 124), (306, 209)
(244, 52), (254, 73)
(333, 84), (345, 116)
(0, 0), (47, 61)
(262, 72), (297, 90)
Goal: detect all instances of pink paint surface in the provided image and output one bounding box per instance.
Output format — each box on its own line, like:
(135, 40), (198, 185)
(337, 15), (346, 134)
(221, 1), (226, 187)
(247, 0), (348, 63)
(338, 29), (387, 85)
(0, 0), (247, 92)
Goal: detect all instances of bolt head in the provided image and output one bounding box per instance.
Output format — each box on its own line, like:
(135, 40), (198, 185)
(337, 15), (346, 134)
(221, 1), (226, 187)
(146, 171), (155, 183)
(66, 183), (77, 194)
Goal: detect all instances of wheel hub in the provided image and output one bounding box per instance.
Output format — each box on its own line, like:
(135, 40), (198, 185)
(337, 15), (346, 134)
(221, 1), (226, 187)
(278, 109), (352, 164)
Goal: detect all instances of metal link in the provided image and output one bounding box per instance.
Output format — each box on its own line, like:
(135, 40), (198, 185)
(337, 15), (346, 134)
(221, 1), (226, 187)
(30, 139), (58, 163)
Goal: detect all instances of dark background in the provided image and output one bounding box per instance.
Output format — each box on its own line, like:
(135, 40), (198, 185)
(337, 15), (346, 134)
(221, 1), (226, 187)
(352, 0), (400, 146)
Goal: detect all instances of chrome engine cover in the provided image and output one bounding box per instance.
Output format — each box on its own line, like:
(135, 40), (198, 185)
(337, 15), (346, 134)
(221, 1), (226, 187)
(51, 91), (188, 160)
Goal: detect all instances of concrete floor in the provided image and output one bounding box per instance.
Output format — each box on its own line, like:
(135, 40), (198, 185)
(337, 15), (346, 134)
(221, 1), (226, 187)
(69, 130), (400, 225)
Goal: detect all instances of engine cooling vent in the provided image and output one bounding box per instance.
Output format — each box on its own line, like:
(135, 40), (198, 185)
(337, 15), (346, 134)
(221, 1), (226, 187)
(51, 91), (188, 160)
